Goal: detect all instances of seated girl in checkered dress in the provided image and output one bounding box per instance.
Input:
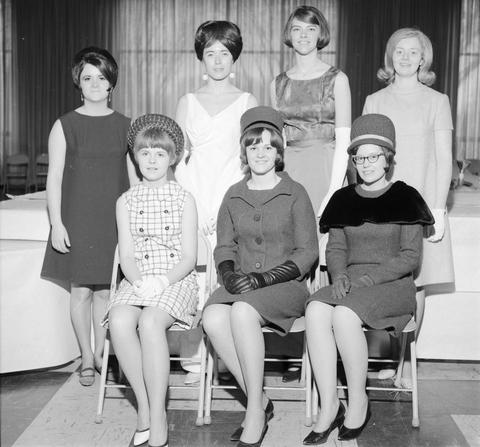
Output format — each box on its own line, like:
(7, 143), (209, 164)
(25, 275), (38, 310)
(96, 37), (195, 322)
(106, 114), (198, 447)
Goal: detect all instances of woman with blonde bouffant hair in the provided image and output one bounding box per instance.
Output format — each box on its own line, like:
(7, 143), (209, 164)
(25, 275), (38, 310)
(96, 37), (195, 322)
(363, 27), (454, 386)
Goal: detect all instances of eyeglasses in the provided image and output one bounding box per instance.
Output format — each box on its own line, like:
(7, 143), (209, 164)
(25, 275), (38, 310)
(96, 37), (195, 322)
(352, 153), (385, 165)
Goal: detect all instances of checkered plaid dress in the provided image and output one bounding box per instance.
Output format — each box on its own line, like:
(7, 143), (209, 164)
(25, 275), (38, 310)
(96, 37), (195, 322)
(108, 181), (199, 328)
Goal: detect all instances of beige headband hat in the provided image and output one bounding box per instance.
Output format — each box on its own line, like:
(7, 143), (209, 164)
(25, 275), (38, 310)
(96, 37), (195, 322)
(348, 114), (396, 154)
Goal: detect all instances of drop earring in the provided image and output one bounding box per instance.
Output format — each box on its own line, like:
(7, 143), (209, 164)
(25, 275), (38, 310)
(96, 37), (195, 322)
(80, 93), (84, 102)
(108, 89), (113, 103)
(202, 73), (208, 81)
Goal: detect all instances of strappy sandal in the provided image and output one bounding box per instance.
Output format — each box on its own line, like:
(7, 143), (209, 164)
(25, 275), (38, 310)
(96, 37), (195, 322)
(79, 367), (95, 386)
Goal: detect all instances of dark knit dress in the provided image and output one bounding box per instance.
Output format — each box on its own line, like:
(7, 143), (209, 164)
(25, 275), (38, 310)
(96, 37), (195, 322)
(307, 181), (433, 332)
(41, 110), (131, 285)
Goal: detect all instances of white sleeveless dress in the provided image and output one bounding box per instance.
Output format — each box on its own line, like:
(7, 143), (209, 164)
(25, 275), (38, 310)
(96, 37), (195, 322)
(175, 92), (251, 232)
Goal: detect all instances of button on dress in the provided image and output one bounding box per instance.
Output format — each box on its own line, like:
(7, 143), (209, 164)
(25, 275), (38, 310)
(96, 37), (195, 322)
(106, 182), (198, 329)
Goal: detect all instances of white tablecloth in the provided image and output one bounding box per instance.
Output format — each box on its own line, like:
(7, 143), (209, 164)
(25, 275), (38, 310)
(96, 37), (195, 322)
(417, 189), (480, 360)
(0, 240), (79, 373)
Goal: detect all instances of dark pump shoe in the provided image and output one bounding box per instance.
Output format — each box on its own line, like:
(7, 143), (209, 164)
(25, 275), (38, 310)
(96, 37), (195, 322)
(230, 399), (274, 442)
(338, 402), (371, 441)
(236, 416), (268, 447)
(303, 401), (346, 445)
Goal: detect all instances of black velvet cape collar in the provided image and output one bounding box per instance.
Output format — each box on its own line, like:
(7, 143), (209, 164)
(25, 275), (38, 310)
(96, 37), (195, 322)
(319, 181), (434, 233)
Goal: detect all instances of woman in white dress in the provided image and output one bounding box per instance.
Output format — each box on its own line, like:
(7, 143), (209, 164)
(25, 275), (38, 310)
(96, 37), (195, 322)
(174, 20), (257, 383)
(176, 20), (257, 239)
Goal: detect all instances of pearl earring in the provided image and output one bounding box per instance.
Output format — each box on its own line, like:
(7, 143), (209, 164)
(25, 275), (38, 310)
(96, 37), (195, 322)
(229, 72), (236, 79)
(202, 73), (208, 81)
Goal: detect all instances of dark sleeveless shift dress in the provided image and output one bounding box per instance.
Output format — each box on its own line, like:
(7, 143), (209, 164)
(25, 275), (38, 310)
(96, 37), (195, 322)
(41, 110), (131, 285)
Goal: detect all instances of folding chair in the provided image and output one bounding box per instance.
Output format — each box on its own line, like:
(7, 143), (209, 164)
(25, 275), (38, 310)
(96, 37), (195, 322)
(203, 272), (315, 427)
(3, 154), (30, 194)
(95, 232), (213, 426)
(311, 237), (420, 428)
(34, 153), (49, 191)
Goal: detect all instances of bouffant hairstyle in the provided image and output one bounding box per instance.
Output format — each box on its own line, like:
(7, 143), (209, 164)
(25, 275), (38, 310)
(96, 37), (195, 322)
(71, 47), (118, 90)
(377, 28), (436, 86)
(283, 5), (330, 50)
(350, 146), (396, 181)
(240, 127), (284, 174)
(194, 20), (243, 62)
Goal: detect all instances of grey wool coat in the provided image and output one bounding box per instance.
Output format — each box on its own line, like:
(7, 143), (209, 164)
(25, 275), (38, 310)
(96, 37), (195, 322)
(205, 171), (319, 334)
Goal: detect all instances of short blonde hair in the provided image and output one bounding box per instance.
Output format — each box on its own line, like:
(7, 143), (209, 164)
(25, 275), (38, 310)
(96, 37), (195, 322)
(377, 28), (436, 86)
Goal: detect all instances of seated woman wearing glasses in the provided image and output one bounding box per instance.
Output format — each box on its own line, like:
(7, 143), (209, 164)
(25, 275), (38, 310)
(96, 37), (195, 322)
(303, 114), (433, 445)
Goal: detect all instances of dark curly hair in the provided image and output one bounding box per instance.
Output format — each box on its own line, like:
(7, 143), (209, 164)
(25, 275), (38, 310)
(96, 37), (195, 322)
(194, 20), (243, 62)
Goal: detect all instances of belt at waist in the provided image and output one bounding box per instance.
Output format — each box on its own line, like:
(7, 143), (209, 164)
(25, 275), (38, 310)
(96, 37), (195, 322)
(286, 138), (334, 148)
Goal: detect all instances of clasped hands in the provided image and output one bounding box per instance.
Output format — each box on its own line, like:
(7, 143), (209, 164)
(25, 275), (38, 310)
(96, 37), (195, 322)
(133, 276), (169, 299)
(222, 270), (264, 295)
(331, 274), (374, 299)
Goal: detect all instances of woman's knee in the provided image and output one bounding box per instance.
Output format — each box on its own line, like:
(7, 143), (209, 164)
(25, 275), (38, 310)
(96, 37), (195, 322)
(109, 306), (138, 334)
(230, 301), (261, 325)
(202, 305), (228, 336)
(70, 285), (93, 304)
(138, 309), (171, 336)
(305, 301), (333, 323)
(332, 306), (362, 330)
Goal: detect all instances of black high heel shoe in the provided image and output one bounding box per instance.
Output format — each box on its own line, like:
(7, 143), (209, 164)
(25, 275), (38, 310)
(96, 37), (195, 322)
(338, 402), (371, 441)
(236, 413), (268, 447)
(303, 401), (345, 445)
(230, 399), (274, 442)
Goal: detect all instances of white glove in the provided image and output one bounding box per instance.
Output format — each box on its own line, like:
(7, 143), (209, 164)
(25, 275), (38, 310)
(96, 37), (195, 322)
(133, 276), (169, 299)
(201, 216), (216, 236)
(427, 208), (446, 242)
(318, 127), (350, 217)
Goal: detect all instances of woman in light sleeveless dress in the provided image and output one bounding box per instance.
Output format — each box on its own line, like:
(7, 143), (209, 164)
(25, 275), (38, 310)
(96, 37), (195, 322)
(271, 5), (351, 216)
(176, 21), (257, 242)
(174, 20), (257, 383)
(363, 28), (454, 386)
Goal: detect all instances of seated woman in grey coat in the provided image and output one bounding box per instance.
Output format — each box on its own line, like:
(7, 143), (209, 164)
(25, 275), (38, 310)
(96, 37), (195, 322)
(202, 106), (318, 447)
(303, 114), (434, 445)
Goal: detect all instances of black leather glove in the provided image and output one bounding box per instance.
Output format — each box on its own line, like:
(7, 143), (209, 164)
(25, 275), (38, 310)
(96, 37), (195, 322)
(331, 274), (351, 299)
(247, 260), (301, 289)
(218, 260), (254, 295)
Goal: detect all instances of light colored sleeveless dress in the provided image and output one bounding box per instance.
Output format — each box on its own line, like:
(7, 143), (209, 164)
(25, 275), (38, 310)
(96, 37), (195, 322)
(105, 182), (199, 329)
(175, 92), (251, 233)
(364, 83), (454, 287)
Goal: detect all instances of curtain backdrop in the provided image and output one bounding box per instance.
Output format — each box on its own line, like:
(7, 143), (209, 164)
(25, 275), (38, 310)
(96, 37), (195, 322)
(2, 0), (478, 176)
(11, 0), (118, 181)
(115, 0), (338, 120)
(455, 0), (480, 160)
(338, 0), (462, 124)
(0, 0), (18, 169)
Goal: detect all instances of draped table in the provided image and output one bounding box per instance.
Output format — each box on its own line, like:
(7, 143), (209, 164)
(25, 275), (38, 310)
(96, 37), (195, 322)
(0, 192), (79, 373)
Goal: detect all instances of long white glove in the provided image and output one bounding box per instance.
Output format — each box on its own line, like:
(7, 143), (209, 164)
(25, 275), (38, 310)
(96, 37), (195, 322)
(318, 127), (350, 217)
(427, 208), (446, 242)
(133, 275), (170, 299)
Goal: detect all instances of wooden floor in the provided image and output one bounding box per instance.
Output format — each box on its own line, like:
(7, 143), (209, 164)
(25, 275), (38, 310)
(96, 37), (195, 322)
(1, 359), (480, 447)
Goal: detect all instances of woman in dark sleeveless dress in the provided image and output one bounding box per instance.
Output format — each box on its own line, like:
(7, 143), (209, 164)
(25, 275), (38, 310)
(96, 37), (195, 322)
(271, 5), (351, 216)
(41, 47), (136, 386)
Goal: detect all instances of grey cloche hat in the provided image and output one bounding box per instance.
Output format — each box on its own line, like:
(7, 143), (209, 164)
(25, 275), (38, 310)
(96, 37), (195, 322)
(240, 106), (284, 136)
(127, 113), (184, 157)
(348, 114), (396, 154)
